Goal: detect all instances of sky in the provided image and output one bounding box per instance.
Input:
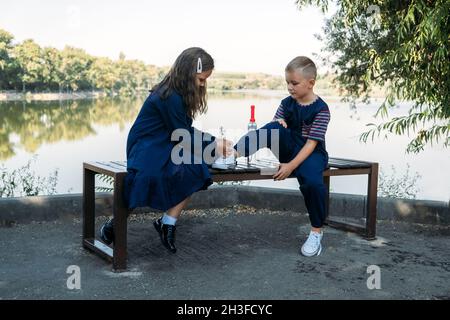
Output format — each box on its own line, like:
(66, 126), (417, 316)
(1, 0), (330, 76)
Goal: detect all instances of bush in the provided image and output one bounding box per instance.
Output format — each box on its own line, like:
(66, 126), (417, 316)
(0, 157), (58, 197)
(378, 164), (421, 199)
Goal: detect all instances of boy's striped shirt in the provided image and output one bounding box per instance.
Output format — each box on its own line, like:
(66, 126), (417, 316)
(272, 100), (330, 142)
(301, 109), (330, 142)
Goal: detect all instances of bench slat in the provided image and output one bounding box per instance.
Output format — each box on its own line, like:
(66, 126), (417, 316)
(84, 162), (123, 176)
(110, 160), (127, 168)
(85, 156), (374, 177)
(98, 161), (127, 171)
(329, 157), (373, 168)
(331, 156), (374, 165)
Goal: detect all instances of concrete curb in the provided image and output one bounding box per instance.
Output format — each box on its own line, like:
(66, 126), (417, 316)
(0, 193), (112, 225)
(234, 186), (449, 225)
(0, 185), (448, 225)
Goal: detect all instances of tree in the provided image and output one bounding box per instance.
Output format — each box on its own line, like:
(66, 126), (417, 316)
(42, 47), (63, 92)
(60, 46), (94, 91)
(12, 39), (44, 92)
(87, 57), (117, 94)
(0, 29), (18, 89)
(114, 59), (149, 96)
(296, 0), (450, 153)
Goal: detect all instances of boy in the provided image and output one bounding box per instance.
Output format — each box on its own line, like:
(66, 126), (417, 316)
(234, 56), (330, 256)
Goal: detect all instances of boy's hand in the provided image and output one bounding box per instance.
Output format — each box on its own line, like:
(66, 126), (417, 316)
(276, 119), (288, 128)
(273, 163), (295, 181)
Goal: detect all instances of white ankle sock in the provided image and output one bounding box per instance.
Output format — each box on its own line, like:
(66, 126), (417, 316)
(162, 214), (177, 226)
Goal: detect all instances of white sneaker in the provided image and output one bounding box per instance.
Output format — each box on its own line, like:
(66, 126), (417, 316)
(212, 155), (236, 169)
(301, 231), (323, 257)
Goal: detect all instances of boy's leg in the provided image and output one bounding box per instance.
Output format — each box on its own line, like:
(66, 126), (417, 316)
(295, 152), (328, 228)
(295, 152), (327, 256)
(234, 122), (296, 163)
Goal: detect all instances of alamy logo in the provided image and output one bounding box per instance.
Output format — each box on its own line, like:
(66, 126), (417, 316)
(366, 265), (381, 290)
(366, 5), (381, 31)
(66, 5), (81, 30)
(66, 265), (81, 290)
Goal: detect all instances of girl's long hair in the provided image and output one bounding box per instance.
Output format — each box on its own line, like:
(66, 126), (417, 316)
(151, 47), (214, 119)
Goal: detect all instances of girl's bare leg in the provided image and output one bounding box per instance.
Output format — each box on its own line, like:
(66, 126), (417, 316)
(167, 197), (190, 218)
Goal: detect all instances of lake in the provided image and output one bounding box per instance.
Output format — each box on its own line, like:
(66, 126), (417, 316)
(0, 90), (448, 201)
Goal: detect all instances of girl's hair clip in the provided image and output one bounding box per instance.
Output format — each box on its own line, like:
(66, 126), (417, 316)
(197, 57), (202, 73)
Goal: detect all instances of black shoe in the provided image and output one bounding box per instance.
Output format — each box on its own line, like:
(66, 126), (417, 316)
(153, 218), (177, 253)
(100, 219), (114, 245)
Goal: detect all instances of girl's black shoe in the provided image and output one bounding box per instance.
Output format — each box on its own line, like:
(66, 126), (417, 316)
(153, 218), (177, 253)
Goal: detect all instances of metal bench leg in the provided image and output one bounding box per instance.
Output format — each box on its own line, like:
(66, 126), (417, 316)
(82, 168), (95, 245)
(112, 173), (127, 271)
(365, 163), (378, 240)
(324, 176), (330, 219)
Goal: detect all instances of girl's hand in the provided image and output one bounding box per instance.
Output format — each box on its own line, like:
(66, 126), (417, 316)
(273, 163), (295, 181)
(224, 140), (235, 156)
(216, 138), (234, 157)
(276, 119), (288, 128)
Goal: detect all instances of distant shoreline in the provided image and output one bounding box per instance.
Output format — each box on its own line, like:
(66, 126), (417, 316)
(0, 89), (289, 102)
(0, 89), (388, 102)
(0, 91), (112, 102)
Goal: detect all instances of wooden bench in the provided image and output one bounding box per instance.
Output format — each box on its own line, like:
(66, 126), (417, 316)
(83, 158), (378, 271)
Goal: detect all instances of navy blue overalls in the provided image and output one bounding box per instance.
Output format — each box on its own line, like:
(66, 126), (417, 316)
(234, 96), (330, 228)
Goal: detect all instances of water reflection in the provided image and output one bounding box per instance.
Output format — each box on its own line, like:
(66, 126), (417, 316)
(0, 90), (285, 160)
(0, 96), (144, 160)
(0, 91), (448, 201)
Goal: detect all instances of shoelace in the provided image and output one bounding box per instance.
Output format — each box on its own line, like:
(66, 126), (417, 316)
(306, 233), (321, 247)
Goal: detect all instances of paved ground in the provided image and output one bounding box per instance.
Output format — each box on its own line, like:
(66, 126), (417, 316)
(0, 206), (449, 300)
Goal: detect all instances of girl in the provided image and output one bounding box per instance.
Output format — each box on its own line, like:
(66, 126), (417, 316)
(100, 47), (232, 253)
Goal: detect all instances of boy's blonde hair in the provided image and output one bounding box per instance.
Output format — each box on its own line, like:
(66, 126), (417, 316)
(285, 56), (317, 80)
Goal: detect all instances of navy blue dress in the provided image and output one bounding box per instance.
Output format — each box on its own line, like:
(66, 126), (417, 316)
(123, 90), (216, 211)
